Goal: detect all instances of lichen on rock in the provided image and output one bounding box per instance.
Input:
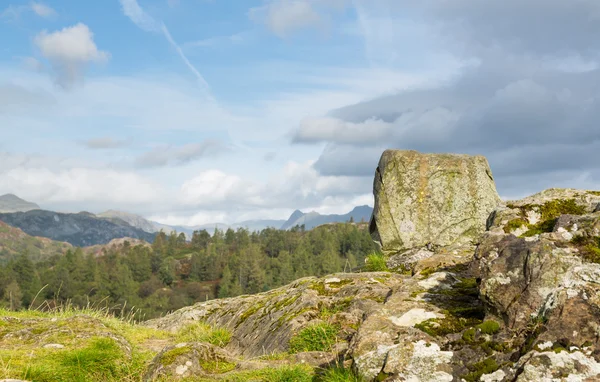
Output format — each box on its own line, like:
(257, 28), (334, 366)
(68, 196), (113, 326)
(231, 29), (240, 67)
(370, 150), (502, 256)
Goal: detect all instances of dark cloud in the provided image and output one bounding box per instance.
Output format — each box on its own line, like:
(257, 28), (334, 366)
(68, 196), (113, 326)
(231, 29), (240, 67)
(298, 0), (600, 195)
(134, 140), (226, 168)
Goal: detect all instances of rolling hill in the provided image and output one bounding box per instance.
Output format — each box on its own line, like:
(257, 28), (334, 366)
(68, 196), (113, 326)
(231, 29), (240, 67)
(0, 220), (72, 262)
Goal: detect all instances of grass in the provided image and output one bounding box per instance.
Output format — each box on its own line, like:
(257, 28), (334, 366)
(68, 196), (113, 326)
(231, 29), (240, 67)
(0, 305), (184, 382)
(315, 365), (363, 382)
(14, 337), (129, 382)
(289, 322), (339, 353)
(364, 252), (388, 272)
(571, 236), (600, 264)
(176, 321), (232, 347)
(190, 364), (314, 382)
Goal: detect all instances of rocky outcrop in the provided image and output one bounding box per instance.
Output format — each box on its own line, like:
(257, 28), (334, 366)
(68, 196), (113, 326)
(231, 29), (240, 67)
(145, 272), (401, 358)
(146, 186), (600, 381)
(370, 150), (501, 255)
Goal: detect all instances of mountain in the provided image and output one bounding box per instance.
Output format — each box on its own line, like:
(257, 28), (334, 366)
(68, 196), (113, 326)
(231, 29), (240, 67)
(0, 220), (72, 262)
(0, 210), (156, 247)
(0, 194), (40, 213)
(98, 210), (157, 233)
(230, 219), (287, 232)
(280, 205), (373, 230)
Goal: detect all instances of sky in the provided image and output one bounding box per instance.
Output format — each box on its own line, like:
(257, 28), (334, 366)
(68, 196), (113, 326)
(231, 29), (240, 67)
(0, 0), (599, 226)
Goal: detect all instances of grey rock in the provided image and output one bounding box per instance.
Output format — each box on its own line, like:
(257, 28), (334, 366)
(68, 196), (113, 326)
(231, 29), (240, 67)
(370, 150), (501, 255)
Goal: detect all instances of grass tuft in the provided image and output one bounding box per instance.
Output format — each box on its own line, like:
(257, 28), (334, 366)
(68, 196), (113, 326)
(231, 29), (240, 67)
(176, 322), (232, 347)
(364, 252), (389, 272)
(289, 322), (339, 353)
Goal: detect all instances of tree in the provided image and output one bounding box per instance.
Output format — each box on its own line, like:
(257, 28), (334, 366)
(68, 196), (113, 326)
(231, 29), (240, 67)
(159, 257), (176, 286)
(218, 265), (233, 298)
(3, 281), (22, 310)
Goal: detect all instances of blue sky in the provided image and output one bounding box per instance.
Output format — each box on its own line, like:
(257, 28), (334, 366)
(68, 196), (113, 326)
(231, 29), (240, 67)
(1, 0), (599, 225)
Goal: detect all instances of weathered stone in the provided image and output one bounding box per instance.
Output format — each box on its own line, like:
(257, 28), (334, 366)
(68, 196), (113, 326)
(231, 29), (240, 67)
(144, 342), (240, 381)
(370, 150), (501, 255)
(515, 350), (600, 381)
(145, 272), (401, 358)
(506, 188), (600, 213)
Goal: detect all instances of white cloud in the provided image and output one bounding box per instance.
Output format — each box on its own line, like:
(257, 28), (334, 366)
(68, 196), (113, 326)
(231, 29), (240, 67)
(249, 0), (348, 37)
(0, 166), (164, 207)
(31, 2), (57, 18)
(293, 116), (392, 144)
(1, 2), (57, 20)
(119, 0), (160, 32)
(34, 23), (109, 88)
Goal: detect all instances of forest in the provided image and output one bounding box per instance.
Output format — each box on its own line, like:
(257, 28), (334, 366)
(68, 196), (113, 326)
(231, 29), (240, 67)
(0, 223), (377, 319)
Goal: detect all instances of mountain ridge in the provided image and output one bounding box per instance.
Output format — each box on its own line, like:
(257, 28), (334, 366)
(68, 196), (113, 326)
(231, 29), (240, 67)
(0, 194), (40, 213)
(0, 209), (156, 247)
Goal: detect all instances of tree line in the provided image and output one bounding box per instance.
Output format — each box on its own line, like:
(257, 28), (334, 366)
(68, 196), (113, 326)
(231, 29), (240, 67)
(0, 223), (376, 319)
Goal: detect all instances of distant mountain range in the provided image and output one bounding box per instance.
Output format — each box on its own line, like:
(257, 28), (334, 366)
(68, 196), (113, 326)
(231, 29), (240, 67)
(0, 210), (156, 247)
(0, 193), (374, 246)
(280, 205), (373, 230)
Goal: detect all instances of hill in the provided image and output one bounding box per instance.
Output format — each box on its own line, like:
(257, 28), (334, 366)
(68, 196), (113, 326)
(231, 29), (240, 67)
(0, 210), (156, 247)
(98, 210), (158, 233)
(0, 220), (72, 262)
(0, 193), (40, 213)
(280, 205), (373, 230)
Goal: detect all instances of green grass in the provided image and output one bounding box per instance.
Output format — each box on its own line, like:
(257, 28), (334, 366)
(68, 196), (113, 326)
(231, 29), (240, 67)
(289, 322), (339, 353)
(189, 364), (314, 382)
(364, 252), (388, 272)
(18, 337), (128, 382)
(0, 306), (174, 382)
(176, 321), (232, 347)
(316, 365), (363, 382)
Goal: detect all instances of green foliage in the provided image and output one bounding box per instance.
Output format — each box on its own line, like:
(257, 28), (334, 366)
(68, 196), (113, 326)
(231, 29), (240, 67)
(289, 322), (339, 353)
(571, 235), (600, 263)
(503, 218), (528, 233)
(175, 322), (232, 347)
(364, 252), (388, 272)
(0, 223), (376, 319)
(463, 357), (500, 382)
(520, 199), (586, 237)
(477, 320), (501, 335)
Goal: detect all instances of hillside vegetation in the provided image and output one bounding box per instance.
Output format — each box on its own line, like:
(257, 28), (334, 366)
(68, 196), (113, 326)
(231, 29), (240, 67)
(0, 221), (72, 263)
(0, 223), (376, 319)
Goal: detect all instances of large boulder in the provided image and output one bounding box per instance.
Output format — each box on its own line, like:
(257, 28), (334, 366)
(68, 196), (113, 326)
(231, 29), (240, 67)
(370, 150), (501, 255)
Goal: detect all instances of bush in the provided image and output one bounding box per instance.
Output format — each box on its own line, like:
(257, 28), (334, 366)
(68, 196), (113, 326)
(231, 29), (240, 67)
(364, 252), (388, 272)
